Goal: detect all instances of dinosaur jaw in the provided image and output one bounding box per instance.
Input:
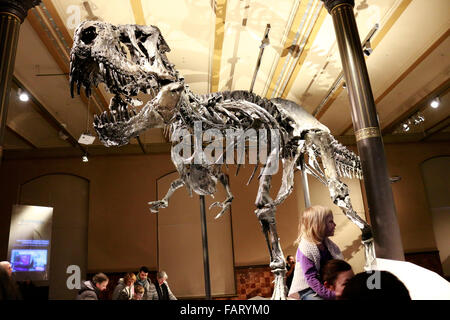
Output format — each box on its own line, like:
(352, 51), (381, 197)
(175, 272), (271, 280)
(93, 81), (184, 147)
(69, 51), (175, 100)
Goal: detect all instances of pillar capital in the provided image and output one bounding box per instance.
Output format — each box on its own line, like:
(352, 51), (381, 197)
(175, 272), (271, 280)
(321, 0), (354, 14)
(0, 0), (41, 22)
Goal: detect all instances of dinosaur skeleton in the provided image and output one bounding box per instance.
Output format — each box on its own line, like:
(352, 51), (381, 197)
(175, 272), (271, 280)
(70, 21), (376, 300)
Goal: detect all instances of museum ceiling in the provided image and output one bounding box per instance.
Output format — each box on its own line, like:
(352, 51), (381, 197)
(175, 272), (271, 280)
(4, 0), (450, 159)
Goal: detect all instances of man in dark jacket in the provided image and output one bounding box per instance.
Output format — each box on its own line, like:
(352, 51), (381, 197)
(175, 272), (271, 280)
(76, 273), (109, 300)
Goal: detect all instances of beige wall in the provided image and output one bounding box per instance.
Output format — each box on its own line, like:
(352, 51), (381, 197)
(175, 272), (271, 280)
(384, 142), (450, 252)
(157, 171), (235, 297)
(420, 156), (450, 277)
(20, 174), (89, 299)
(1, 140), (449, 279)
(0, 154), (174, 272)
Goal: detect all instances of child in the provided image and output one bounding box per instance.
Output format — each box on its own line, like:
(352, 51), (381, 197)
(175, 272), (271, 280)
(321, 259), (354, 299)
(133, 284), (145, 300)
(288, 205), (343, 300)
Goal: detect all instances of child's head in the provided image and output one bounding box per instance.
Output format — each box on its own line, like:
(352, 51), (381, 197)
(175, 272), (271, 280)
(321, 259), (354, 298)
(134, 284), (145, 300)
(295, 205), (336, 245)
(340, 271), (411, 300)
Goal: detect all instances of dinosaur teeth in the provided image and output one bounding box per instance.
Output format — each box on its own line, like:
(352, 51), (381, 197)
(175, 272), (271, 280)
(99, 62), (105, 75)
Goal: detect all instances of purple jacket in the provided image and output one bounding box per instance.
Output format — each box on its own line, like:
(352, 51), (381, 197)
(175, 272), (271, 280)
(297, 245), (336, 300)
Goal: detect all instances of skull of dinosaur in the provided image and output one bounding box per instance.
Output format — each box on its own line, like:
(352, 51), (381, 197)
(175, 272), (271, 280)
(70, 21), (177, 105)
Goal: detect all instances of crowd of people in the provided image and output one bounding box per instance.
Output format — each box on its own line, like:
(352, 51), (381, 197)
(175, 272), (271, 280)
(1, 205), (412, 301)
(285, 205), (411, 300)
(77, 267), (177, 300)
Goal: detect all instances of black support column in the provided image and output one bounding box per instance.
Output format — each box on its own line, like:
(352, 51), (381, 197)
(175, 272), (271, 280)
(0, 0), (41, 163)
(321, 0), (404, 260)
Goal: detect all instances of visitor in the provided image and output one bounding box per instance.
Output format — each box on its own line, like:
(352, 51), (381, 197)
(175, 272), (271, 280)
(135, 266), (156, 300)
(340, 270), (411, 300)
(0, 262), (21, 300)
(285, 255), (295, 291)
(288, 205), (343, 300)
(153, 271), (177, 300)
(112, 272), (136, 300)
(0, 261), (12, 277)
(76, 273), (109, 300)
(321, 259), (354, 299)
(133, 284), (145, 300)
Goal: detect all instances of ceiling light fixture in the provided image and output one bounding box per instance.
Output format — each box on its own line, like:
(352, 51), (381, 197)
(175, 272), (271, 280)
(402, 123), (410, 132)
(18, 88), (29, 102)
(82, 153), (89, 162)
(430, 97), (440, 109)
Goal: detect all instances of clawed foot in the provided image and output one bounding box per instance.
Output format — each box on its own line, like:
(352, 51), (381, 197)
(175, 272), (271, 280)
(209, 196), (233, 219)
(271, 268), (287, 300)
(148, 199), (168, 213)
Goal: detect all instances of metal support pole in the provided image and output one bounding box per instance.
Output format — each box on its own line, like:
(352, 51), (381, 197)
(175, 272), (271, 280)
(321, 0), (404, 260)
(0, 0), (41, 164)
(250, 24), (271, 93)
(199, 195), (212, 299)
(301, 170), (311, 208)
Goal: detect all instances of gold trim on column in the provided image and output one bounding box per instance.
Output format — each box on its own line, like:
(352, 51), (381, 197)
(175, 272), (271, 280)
(0, 11), (21, 22)
(355, 127), (380, 141)
(330, 3), (353, 15)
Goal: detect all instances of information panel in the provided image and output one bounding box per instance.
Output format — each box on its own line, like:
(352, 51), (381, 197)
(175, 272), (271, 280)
(7, 205), (53, 282)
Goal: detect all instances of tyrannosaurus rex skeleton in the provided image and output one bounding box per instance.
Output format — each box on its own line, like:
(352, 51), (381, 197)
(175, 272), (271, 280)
(70, 21), (376, 299)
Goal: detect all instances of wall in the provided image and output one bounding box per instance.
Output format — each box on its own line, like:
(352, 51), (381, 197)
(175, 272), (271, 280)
(420, 156), (450, 277)
(0, 154), (175, 273)
(384, 141), (450, 253)
(1, 140), (449, 290)
(19, 174), (89, 299)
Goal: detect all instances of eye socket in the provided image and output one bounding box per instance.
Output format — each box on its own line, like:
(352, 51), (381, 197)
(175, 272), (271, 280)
(119, 33), (131, 44)
(134, 29), (149, 42)
(81, 26), (97, 45)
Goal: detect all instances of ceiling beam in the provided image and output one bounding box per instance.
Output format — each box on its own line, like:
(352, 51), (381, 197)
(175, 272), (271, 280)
(375, 29), (449, 107)
(264, 0), (318, 99)
(313, 0), (412, 124)
(420, 115), (450, 141)
(130, 0), (145, 25)
(339, 30), (450, 136)
(381, 78), (450, 134)
(279, 6), (327, 99)
(211, 0), (228, 93)
(12, 76), (87, 155)
(5, 125), (37, 149)
(27, 2), (108, 114)
(41, 0), (109, 109)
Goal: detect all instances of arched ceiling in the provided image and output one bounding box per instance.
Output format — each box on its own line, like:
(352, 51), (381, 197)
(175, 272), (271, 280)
(4, 0), (450, 159)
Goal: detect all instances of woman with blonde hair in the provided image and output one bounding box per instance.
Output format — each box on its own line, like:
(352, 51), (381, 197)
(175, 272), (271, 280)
(288, 205), (343, 300)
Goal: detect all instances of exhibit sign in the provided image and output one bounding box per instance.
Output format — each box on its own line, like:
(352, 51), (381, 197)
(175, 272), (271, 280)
(7, 205), (53, 283)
